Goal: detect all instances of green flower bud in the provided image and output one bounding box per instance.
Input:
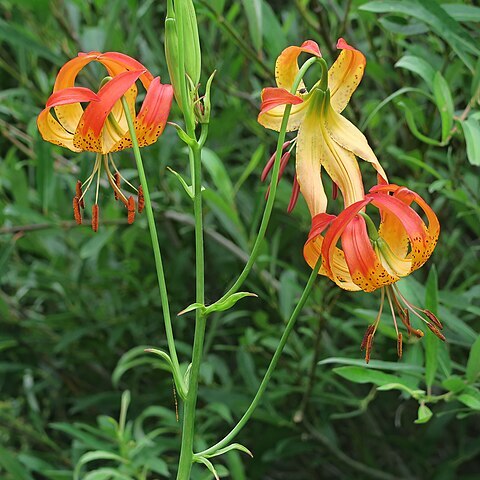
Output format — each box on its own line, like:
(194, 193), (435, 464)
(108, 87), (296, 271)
(175, 0), (201, 86)
(165, 0), (182, 109)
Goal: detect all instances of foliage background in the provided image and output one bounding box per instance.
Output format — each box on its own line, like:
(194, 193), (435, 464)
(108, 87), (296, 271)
(1, 0), (479, 478)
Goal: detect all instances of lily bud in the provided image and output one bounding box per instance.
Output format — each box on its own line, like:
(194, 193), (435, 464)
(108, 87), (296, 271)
(165, 0), (182, 109)
(176, 0), (201, 86)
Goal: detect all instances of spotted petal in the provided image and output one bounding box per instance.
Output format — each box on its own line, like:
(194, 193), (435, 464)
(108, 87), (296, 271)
(37, 87), (100, 152)
(110, 77), (174, 152)
(328, 38), (366, 113)
(275, 40), (321, 93)
(73, 70), (144, 153)
(257, 87), (308, 132)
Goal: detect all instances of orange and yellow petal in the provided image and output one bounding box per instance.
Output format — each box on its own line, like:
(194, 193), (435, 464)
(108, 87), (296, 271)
(97, 52), (154, 89)
(110, 78), (173, 152)
(325, 103), (388, 184)
(257, 87), (309, 132)
(73, 70), (144, 153)
(368, 191), (429, 271)
(341, 215), (398, 292)
(275, 40), (321, 93)
(328, 38), (366, 113)
(37, 87), (99, 152)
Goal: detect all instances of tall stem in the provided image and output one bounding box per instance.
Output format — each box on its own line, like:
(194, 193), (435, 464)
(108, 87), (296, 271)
(176, 143), (205, 480)
(212, 56), (320, 307)
(120, 97), (182, 383)
(197, 257), (321, 457)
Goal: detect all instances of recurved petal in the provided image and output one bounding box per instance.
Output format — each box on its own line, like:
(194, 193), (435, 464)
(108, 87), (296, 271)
(341, 215), (398, 292)
(368, 191), (429, 271)
(37, 87), (100, 152)
(73, 70), (144, 153)
(258, 87), (309, 132)
(275, 40), (321, 93)
(328, 38), (366, 113)
(325, 104), (388, 184)
(98, 52), (154, 89)
(110, 77), (174, 152)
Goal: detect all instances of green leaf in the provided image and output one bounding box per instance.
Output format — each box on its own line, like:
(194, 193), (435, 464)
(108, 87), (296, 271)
(79, 228), (116, 259)
(458, 392), (480, 410)
(461, 116), (480, 166)
(395, 55), (436, 86)
(360, 0), (478, 70)
(442, 4), (480, 22)
(442, 375), (467, 394)
(397, 101), (442, 146)
(414, 404), (433, 424)
(319, 357), (423, 373)
(74, 451), (127, 480)
(424, 266), (439, 388)
(205, 292), (258, 314)
(334, 366), (405, 386)
(194, 455), (220, 480)
(167, 166), (194, 198)
(178, 302), (206, 316)
(377, 383), (425, 397)
(241, 0), (263, 52)
(466, 336), (480, 383)
(202, 148), (235, 203)
(432, 72), (454, 143)
(204, 443), (253, 459)
(0, 446), (34, 480)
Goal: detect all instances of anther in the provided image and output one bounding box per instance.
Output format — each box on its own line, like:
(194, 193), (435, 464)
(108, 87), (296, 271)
(92, 204), (99, 232)
(138, 185), (145, 213)
(127, 196), (135, 224)
(361, 324), (375, 351)
(114, 173), (121, 200)
(365, 334), (374, 364)
(73, 196), (82, 225)
(397, 333), (403, 359)
(426, 323), (446, 341)
(76, 180), (85, 208)
(424, 310), (443, 330)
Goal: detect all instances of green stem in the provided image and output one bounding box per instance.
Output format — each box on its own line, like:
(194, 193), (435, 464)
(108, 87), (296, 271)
(196, 257), (321, 457)
(120, 96), (183, 389)
(211, 56), (320, 307)
(176, 142), (205, 480)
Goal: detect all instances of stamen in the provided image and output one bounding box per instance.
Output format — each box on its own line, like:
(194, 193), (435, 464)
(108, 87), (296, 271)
(426, 323), (446, 341)
(114, 173), (121, 200)
(361, 324), (375, 351)
(92, 204), (99, 232)
(79, 153), (102, 203)
(103, 155), (128, 205)
(76, 180), (85, 208)
(365, 334), (374, 363)
(424, 310), (443, 330)
(397, 333), (403, 359)
(127, 196), (135, 224)
(138, 185), (145, 213)
(386, 286), (399, 337)
(73, 196), (82, 224)
(287, 176), (300, 213)
(109, 154), (138, 192)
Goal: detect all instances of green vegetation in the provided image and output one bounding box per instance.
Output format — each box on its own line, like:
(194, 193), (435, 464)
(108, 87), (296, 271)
(1, 0), (479, 478)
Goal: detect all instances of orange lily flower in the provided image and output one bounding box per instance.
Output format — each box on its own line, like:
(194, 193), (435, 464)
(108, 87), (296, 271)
(37, 51), (173, 230)
(258, 39), (387, 216)
(304, 184), (442, 361)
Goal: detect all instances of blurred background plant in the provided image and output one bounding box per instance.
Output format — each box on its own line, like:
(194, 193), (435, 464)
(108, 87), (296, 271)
(0, 0), (479, 478)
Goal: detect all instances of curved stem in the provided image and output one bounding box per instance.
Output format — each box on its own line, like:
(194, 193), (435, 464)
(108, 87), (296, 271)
(196, 257), (321, 457)
(120, 97), (183, 390)
(210, 56), (320, 308)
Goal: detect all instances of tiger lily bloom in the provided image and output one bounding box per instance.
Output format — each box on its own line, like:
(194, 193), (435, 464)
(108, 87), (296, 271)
(258, 39), (387, 216)
(304, 184), (442, 362)
(37, 51), (173, 231)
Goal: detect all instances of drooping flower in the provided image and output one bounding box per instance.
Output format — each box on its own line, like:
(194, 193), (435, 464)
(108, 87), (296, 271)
(37, 51), (173, 230)
(304, 183), (442, 361)
(258, 39), (386, 216)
